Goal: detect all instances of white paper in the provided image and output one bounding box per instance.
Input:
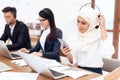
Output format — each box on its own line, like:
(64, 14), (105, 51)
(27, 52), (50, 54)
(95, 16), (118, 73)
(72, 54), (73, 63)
(62, 68), (92, 79)
(0, 62), (12, 72)
(90, 75), (104, 80)
(50, 66), (70, 72)
(0, 72), (39, 80)
(41, 58), (63, 68)
(11, 59), (27, 66)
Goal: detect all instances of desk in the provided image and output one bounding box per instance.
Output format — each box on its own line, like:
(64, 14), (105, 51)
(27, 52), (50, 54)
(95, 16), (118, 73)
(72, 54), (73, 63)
(104, 67), (120, 80)
(0, 56), (100, 80)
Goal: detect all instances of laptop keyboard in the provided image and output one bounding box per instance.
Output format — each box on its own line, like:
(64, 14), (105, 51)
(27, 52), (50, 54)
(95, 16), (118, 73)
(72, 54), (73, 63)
(11, 53), (20, 57)
(49, 69), (65, 77)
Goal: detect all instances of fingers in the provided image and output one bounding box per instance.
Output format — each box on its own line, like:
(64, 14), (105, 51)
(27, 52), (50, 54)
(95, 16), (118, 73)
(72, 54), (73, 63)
(98, 13), (105, 20)
(31, 52), (42, 57)
(98, 13), (105, 29)
(61, 45), (71, 56)
(18, 48), (30, 53)
(63, 47), (71, 53)
(31, 52), (36, 55)
(17, 48), (25, 52)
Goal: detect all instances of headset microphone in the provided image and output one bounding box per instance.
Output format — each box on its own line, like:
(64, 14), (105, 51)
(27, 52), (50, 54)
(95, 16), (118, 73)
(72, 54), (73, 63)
(98, 15), (100, 18)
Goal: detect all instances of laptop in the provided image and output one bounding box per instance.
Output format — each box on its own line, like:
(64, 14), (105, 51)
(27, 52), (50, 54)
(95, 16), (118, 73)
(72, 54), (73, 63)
(0, 40), (21, 59)
(18, 52), (67, 79)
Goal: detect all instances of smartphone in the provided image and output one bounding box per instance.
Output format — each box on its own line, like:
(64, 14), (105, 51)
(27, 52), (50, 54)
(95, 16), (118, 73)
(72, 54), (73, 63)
(58, 38), (68, 48)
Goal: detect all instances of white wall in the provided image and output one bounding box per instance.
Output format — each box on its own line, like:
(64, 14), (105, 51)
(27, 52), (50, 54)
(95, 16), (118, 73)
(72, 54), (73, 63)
(0, 0), (115, 58)
(96, 0), (114, 29)
(0, 0), (91, 40)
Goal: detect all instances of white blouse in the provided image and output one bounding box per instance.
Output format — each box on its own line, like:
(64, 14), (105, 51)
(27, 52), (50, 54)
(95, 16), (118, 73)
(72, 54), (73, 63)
(69, 37), (115, 68)
(39, 28), (50, 50)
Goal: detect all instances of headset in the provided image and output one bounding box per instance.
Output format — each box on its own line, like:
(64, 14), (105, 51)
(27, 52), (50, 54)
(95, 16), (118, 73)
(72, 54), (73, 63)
(42, 8), (51, 21)
(79, 3), (100, 29)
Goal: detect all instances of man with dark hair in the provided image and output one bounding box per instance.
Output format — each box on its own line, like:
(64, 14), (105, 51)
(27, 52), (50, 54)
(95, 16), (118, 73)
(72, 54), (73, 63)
(2, 6), (17, 18)
(0, 6), (31, 50)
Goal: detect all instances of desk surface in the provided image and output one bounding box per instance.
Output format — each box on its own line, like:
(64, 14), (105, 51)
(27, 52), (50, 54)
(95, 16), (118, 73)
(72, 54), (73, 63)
(0, 56), (100, 80)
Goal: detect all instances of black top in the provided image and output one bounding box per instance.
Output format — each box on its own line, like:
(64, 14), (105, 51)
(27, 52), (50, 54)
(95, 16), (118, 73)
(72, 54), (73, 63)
(30, 28), (62, 62)
(0, 20), (31, 50)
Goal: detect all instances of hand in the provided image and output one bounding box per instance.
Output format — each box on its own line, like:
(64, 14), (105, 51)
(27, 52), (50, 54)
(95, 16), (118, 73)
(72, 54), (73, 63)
(31, 52), (43, 57)
(61, 45), (71, 56)
(98, 13), (105, 30)
(61, 45), (73, 63)
(18, 48), (30, 53)
(98, 13), (108, 41)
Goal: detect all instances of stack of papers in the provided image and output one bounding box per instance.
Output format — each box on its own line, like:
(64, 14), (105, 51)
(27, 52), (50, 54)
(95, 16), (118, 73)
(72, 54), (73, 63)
(0, 62), (12, 72)
(11, 59), (27, 66)
(0, 72), (39, 80)
(50, 66), (92, 79)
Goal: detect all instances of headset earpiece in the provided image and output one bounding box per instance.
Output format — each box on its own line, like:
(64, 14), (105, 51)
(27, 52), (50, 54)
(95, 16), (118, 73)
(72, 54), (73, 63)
(98, 15), (100, 18)
(95, 25), (99, 29)
(48, 19), (51, 21)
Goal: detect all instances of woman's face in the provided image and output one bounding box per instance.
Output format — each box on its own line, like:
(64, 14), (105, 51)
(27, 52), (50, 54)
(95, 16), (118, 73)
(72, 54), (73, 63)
(39, 16), (50, 29)
(77, 16), (90, 33)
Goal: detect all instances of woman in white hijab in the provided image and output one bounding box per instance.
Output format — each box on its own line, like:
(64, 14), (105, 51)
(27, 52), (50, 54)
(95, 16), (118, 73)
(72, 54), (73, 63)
(61, 7), (115, 74)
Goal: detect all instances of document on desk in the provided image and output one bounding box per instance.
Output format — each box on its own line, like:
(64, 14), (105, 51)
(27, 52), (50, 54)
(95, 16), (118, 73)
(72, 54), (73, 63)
(50, 66), (92, 79)
(50, 66), (71, 72)
(0, 62), (12, 72)
(0, 72), (39, 80)
(11, 59), (27, 66)
(62, 68), (92, 79)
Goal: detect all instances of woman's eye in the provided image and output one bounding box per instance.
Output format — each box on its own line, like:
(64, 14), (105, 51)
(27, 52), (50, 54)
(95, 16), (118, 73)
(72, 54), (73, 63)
(77, 20), (86, 25)
(81, 21), (86, 25)
(77, 20), (80, 23)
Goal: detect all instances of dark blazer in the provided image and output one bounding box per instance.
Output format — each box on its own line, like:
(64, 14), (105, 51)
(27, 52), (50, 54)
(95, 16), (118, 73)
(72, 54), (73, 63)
(30, 28), (62, 62)
(0, 20), (31, 50)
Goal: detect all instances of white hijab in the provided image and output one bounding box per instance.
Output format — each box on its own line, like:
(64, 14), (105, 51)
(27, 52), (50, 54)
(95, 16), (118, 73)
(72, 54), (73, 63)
(69, 7), (101, 53)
